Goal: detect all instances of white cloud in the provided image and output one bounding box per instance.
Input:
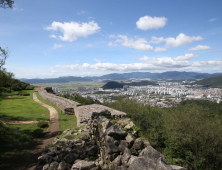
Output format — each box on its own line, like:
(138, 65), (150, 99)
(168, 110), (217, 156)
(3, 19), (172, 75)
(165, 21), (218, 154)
(50, 67), (53, 69)
(136, 16), (167, 30)
(44, 52), (50, 55)
(175, 53), (199, 61)
(150, 36), (164, 44)
(112, 35), (153, 51)
(165, 33), (203, 47)
(77, 10), (85, 15)
(51, 70), (58, 73)
(110, 22), (113, 24)
(93, 59), (101, 63)
(138, 53), (199, 68)
(50, 34), (57, 38)
(88, 44), (92, 47)
(188, 45), (212, 51)
(208, 18), (217, 22)
(155, 47), (167, 52)
(108, 34), (116, 38)
(45, 21), (101, 42)
(108, 42), (118, 46)
(53, 43), (62, 49)
(192, 60), (222, 67)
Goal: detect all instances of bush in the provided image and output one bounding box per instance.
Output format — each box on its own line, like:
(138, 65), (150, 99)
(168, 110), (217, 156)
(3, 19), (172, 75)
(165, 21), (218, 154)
(18, 91), (30, 96)
(37, 120), (49, 128)
(32, 128), (44, 138)
(25, 85), (34, 90)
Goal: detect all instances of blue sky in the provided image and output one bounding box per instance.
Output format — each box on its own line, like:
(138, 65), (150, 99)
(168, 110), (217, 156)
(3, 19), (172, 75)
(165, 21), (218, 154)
(1, 0), (222, 79)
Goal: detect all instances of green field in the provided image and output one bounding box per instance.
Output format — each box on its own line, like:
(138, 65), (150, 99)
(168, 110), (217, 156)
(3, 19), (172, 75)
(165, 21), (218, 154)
(32, 81), (104, 92)
(0, 90), (50, 121)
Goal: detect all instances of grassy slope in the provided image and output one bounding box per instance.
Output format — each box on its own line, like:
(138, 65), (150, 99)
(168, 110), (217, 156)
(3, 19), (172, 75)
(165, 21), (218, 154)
(36, 92), (77, 134)
(0, 90), (49, 168)
(0, 90), (50, 121)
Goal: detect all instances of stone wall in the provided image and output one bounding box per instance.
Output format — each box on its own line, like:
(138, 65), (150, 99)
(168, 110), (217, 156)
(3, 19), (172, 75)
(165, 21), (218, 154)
(34, 111), (186, 170)
(75, 104), (127, 127)
(38, 88), (81, 115)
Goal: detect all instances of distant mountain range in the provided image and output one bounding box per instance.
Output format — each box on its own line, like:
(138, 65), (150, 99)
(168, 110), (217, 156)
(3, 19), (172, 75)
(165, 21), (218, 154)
(20, 71), (222, 84)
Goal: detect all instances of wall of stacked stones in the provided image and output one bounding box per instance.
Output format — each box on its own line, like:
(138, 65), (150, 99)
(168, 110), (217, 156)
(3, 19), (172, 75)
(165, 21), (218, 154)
(38, 88), (81, 115)
(35, 111), (186, 170)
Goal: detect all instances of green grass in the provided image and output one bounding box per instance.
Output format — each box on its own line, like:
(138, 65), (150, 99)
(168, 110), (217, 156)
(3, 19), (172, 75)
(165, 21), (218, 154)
(0, 122), (48, 168)
(0, 90), (50, 121)
(36, 92), (77, 134)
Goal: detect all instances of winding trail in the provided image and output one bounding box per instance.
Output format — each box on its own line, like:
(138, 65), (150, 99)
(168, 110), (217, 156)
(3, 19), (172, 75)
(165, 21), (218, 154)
(14, 91), (60, 170)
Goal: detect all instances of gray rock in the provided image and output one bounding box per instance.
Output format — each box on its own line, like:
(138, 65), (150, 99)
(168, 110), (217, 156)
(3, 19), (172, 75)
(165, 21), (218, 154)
(102, 120), (114, 131)
(125, 134), (134, 146)
(118, 140), (129, 152)
(128, 157), (156, 170)
(170, 165), (187, 170)
(124, 121), (134, 130)
(57, 162), (67, 170)
(105, 142), (120, 154)
(139, 146), (166, 163)
(156, 158), (172, 170)
(39, 155), (53, 165)
(121, 148), (132, 166)
(106, 126), (127, 139)
(113, 155), (122, 167)
(132, 138), (144, 150)
(127, 155), (137, 166)
(71, 160), (96, 170)
(50, 161), (59, 169)
(64, 153), (77, 164)
(105, 135), (115, 143)
(43, 164), (50, 170)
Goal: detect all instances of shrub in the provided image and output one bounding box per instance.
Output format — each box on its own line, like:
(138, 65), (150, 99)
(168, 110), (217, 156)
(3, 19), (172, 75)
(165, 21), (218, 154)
(32, 128), (44, 138)
(37, 120), (49, 128)
(18, 91), (30, 96)
(25, 85), (34, 90)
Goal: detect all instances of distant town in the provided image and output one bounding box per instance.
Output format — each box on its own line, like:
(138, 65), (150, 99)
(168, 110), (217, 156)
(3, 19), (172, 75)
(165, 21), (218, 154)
(36, 78), (222, 108)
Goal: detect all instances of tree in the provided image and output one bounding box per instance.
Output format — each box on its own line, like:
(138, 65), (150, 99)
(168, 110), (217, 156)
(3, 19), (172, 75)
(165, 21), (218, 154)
(0, 47), (9, 69)
(0, 0), (14, 8)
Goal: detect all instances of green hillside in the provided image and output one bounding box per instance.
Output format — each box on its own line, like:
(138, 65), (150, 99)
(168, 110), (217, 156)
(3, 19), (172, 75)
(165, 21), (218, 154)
(102, 81), (124, 89)
(192, 76), (222, 88)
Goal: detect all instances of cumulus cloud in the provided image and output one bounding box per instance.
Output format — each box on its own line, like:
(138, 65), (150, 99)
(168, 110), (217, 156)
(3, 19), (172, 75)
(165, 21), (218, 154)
(138, 53), (199, 68)
(155, 47), (167, 52)
(110, 35), (153, 51)
(136, 16), (167, 30)
(150, 36), (165, 44)
(188, 45), (212, 51)
(165, 33), (203, 47)
(208, 18), (217, 22)
(45, 21), (101, 42)
(51, 70), (58, 73)
(50, 34), (57, 38)
(93, 59), (101, 63)
(53, 43), (62, 49)
(88, 44), (92, 47)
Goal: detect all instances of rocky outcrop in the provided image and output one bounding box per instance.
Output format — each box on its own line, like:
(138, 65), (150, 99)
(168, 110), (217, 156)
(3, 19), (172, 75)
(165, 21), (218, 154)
(38, 88), (81, 115)
(35, 112), (186, 170)
(75, 105), (127, 126)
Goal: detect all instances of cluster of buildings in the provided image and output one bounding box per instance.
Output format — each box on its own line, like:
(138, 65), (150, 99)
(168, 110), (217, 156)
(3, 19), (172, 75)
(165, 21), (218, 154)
(57, 82), (222, 107)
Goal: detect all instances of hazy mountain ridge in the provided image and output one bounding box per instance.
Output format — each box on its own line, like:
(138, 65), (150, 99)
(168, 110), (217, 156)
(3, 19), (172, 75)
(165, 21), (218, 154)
(20, 71), (222, 84)
(192, 76), (222, 88)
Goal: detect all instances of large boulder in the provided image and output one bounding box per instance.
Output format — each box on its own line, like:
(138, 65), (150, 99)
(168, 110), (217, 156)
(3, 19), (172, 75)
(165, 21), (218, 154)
(71, 160), (96, 170)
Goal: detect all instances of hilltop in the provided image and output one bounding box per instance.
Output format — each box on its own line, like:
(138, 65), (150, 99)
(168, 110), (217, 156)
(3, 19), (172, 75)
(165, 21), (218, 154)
(102, 81), (124, 89)
(192, 75), (222, 88)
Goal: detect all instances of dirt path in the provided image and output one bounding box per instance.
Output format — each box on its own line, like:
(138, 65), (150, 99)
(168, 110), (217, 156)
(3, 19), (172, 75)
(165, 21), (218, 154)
(12, 91), (60, 170)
